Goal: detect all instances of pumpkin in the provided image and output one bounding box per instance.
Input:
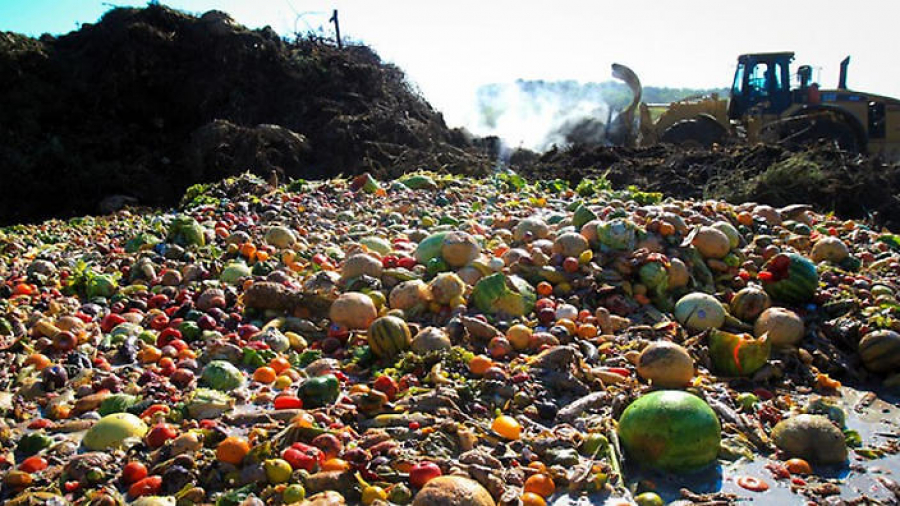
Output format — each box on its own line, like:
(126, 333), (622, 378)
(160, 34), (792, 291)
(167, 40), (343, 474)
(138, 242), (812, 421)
(341, 253), (383, 281)
(674, 293), (726, 331)
(412, 476), (496, 506)
(692, 226), (731, 259)
(730, 286), (771, 322)
(637, 341), (694, 388)
(441, 231), (480, 268)
(411, 327), (452, 353)
(760, 253), (818, 304)
(389, 280), (432, 311)
(708, 329), (770, 377)
(772, 414), (847, 464)
(552, 232), (589, 259)
(368, 316), (411, 358)
(428, 272), (467, 305)
(811, 237), (850, 264)
(754, 307), (804, 347)
(83, 413), (148, 451)
(617, 390), (721, 473)
(858, 329), (900, 374)
(265, 226), (296, 249)
(514, 217), (550, 242)
(471, 273), (536, 317)
(330, 292), (378, 329)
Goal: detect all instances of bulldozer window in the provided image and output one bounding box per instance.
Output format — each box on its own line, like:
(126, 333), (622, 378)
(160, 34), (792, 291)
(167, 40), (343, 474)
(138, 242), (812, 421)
(869, 101), (886, 139)
(748, 62), (770, 100)
(732, 63), (745, 96)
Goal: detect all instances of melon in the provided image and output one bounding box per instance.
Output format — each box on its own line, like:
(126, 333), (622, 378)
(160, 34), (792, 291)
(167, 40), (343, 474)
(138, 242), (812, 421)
(441, 231), (480, 268)
(429, 272), (467, 305)
(367, 316), (411, 358)
(754, 307), (804, 348)
(471, 273), (535, 317)
(514, 217), (550, 242)
(265, 226), (296, 249)
(811, 237), (850, 264)
(858, 329), (900, 374)
(760, 253), (818, 305)
(617, 390), (721, 473)
(552, 232), (590, 259)
(637, 341), (694, 388)
(412, 476), (495, 506)
(710, 221), (740, 249)
(329, 292), (378, 329)
(708, 329), (770, 377)
(772, 414), (848, 465)
(674, 293), (726, 331)
(730, 286), (771, 322)
(414, 232), (449, 264)
(692, 227), (731, 259)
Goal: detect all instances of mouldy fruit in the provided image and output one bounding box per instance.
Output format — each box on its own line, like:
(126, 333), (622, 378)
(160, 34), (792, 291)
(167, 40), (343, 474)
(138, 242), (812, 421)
(858, 329), (900, 374)
(772, 414), (848, 465)
(637, 341), (694, 388)
(367, 316), (411, 358)
(754, 307), (804, 348)
(329, 292), (378, 330)
(730, 286), (771, 322)
(411, 476), (496, 506)
(708, 329), (770, 377)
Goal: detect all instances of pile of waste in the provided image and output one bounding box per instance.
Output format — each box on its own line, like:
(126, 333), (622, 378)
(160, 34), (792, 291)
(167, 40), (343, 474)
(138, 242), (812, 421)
(1, 171), (900, 506)
(0, 5), (491, 225)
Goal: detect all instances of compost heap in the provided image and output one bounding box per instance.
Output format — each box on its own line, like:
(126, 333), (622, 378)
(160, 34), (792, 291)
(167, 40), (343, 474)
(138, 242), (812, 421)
(0, 5), (490, 225)
(2, 171), (900, 506)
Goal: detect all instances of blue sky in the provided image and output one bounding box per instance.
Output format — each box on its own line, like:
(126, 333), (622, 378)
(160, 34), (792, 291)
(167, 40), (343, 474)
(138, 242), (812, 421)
(3, 0), (899, 145)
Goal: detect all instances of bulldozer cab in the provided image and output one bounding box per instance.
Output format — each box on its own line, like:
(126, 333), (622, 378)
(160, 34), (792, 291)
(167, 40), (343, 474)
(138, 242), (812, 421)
(728, 52), (794, 120)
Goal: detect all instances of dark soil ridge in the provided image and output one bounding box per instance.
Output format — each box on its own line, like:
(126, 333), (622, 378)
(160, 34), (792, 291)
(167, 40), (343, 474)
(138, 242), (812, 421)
(0, 5), (492, 225)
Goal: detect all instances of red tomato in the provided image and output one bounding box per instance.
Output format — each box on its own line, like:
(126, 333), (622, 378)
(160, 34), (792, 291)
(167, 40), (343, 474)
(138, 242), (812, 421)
(373, 375), (399, 401)
(122, 462), (148, 484)
(273, 396), (303, 410)
(128, 475), (162, 497)
(19, 456), (48, 473)
(145, 423), (178, 448)
(409, 461), (442, 488)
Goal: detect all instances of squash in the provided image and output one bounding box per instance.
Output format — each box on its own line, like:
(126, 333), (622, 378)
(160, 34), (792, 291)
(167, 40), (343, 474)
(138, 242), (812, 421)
(414, 232), (449, 264)
(368, 316), (411, 358)
(329, 292), (378, 329)
(637, 341), (694, 388)
(674, 293), (726, 331)
(760, 253), (818, 305)
(552, 232), (589, 259)
(754, 307), (804, 348)
(730, 286), (771, 322)
(617, 390), (720, 473)
(441, 231), (480, 268)
(811, 237), (850, 264)
(691, 226), (731, 259)
(858, 329), (900, 374)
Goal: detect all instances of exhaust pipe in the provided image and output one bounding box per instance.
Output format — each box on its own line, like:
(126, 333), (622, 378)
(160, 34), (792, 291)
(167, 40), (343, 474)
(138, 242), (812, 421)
(838, 56), (850, 89)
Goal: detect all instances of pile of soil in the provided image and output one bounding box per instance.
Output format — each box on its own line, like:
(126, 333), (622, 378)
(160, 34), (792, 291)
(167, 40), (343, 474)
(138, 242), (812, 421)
(516, 143), (900, 230)
(0, 5), (492, 225)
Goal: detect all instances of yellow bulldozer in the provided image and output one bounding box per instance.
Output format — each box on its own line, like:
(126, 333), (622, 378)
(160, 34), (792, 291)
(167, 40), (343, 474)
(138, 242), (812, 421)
(610, 52), (900, 158)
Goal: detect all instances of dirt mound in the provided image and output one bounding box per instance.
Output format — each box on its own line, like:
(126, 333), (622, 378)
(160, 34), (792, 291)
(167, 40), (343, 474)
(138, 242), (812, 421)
(515, 143), (900, 230)
(0, 5), (491, 224)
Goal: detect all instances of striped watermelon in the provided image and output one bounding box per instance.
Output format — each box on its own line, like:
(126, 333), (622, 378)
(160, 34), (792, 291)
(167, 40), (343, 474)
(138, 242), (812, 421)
(858, 330), (900, 374)
(367, 316), (411, 358)
(760, 253), (818, 305)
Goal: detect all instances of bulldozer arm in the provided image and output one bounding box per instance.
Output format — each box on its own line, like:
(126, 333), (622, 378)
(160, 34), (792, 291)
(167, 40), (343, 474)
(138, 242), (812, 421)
(607, 63), (643, 146)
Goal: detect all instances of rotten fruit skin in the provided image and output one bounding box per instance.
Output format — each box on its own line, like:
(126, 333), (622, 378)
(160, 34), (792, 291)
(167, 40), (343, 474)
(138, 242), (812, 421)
(708, 329), (770, 377)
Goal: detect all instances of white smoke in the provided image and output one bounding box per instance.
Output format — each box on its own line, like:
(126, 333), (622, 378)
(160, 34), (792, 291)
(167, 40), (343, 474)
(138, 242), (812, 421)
(462, 80), (612, 153)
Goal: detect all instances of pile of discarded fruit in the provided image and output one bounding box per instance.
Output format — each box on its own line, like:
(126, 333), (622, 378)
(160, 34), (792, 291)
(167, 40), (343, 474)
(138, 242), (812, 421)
(1, 171), (899, 506)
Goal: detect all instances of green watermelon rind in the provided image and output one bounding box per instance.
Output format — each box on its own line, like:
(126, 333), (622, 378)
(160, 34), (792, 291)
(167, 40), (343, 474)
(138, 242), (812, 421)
(762, 253), (818, 305)
(617, 390), (721, 473)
